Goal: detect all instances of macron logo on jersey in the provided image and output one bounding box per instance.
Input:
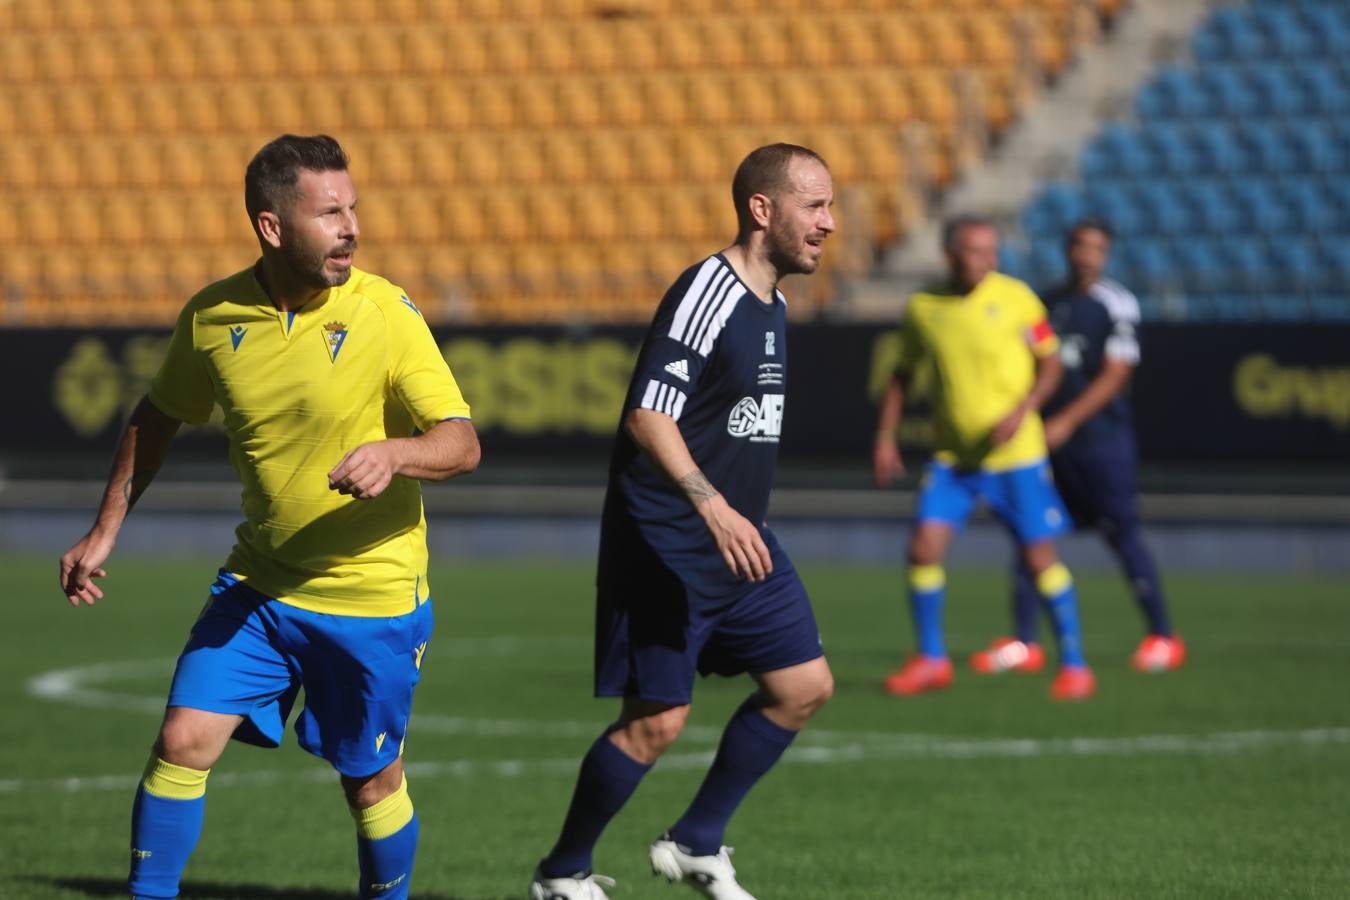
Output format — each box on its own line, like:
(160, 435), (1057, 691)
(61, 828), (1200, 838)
(727, 394), (784, 443)
(664, 359), (691, 382)
(228, 325), (247, 351)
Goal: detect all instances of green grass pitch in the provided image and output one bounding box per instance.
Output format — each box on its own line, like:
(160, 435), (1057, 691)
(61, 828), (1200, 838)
(2, 554), (1347, 899)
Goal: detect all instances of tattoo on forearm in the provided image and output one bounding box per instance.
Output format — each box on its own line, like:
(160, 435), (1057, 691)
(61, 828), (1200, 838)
(677, 470), (718, 506)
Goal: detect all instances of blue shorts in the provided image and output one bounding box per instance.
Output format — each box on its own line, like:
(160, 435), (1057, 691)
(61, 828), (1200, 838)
(1051, 440), (1141, 533)
(916, 459), (1069, 546)
(595, 564), (824, 706)
(167, 571), (434, 778)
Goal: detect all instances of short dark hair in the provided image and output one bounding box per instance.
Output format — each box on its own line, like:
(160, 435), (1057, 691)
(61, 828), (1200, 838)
(244, 134), (349, 233)
(942, 214), (995, 251)
(1068, 217), (1113, 243)
(731, 143), (828, 234)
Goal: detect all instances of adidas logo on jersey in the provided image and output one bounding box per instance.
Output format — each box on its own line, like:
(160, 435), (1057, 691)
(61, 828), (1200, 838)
(664, 359), (691, 382)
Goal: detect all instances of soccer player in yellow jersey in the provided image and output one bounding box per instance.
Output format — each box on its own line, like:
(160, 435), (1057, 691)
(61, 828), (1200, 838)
(872, 217), (1095, 701)
(57, 135), (480, 900)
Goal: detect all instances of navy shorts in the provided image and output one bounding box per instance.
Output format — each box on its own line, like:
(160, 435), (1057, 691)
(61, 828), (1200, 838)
(167, 571), (434, 778)
(594, 563), (825, 706)
(1051, 440), (1141, 533)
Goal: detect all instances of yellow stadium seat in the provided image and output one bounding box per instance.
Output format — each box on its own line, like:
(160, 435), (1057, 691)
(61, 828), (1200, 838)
(445, 24), (491, 76)
(39, 141), (81, 190)
(485, 24), (533, 75)
(831, 16), (880, 67)
(516, 77), (562, 130)
(685, 74), (736, 127)
(441, 191), (487, 244)
(530, 23), (576, 74)
(611, 20), (661, 72)
(386, 81), (431, 132)
(598, 78), (647, 129)
(540, 132), (590, 184)
(0, 141), (42, 191)
(428, 80), (475, 131)
(572, 22), (618, 73)
(473, 78), (517, 130)
(556, 78), (603, 129)
(412, 135), (459, 186)
(658, 20), (704, 70)
(81, 140), (126, 190)
(348, 81), (390, 132)
(739, 18), (792, 68)
(873, 16), (925, 68)
(403, 27), (448, 77)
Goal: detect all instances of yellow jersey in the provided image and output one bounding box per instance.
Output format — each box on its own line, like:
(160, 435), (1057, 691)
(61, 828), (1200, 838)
(149, 265), (471, 617)
(896, 272), (1058, 471)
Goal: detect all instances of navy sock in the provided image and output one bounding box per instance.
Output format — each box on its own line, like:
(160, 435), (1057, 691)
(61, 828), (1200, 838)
(669, 697), (798, 857)
(1011, 559), (1040, 645)
(1107, 523), (1172, 636)
(129, 759), (208, 900)
(541, 732), (652, 878)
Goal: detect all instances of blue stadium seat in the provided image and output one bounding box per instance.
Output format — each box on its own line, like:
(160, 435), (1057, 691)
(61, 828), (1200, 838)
(1303, 7), (1350, 55)
(1114, 238), (1173, 286)
(1135, 181), (1192, 234)
(1172, 238), (1226, 291)
(1243, 65), (1309, 115)
(1250, 8), (1317, 60)
(1190, 125), (1250, 175)
(1221, 236), (1274, 288)
(1290, 122), (1344, 173)
(1083, 182), (1145, 236)
(1284, 178), (1339, 231)
(1198, 68), (1259, 118)
(1028, 238), (1067, 287)
(1301, 65), (1350, 115)
(1239, 122), (1299, 174)
(1146, 123), (1202, 175)
(1308, 295), (1350, 321)
(1267, 238), (1321, 288)
(1183, 180), (1241, 234)
(1021, 182), (1084, 237)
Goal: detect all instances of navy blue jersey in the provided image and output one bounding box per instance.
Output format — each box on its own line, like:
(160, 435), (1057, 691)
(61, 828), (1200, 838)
(1043, 277), (1141, 449)
(602, 253), (792, 610)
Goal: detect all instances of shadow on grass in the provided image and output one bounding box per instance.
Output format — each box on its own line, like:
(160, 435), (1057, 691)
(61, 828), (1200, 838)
(35, 875), (515, 900)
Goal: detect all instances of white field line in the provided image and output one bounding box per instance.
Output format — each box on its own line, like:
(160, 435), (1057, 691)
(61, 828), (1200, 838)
(4, 729), (1350, 796)
(13, 658), (1350, 796)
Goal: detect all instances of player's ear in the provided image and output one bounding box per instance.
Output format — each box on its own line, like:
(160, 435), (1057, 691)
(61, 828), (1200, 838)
(256, 210), (284, 249)
(748, 192), (773, 230)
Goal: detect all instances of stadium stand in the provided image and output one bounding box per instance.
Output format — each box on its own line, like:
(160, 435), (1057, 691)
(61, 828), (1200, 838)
(0, 0), (1116, 324)
(1005, 0), (1350, 322)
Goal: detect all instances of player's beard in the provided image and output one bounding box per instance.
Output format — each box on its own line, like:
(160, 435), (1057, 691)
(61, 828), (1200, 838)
(281, 238), (357, 290)
(767, 216), (820, 277)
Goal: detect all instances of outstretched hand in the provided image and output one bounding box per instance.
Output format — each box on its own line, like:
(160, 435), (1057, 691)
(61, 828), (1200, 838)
(59, 530), (116, 607)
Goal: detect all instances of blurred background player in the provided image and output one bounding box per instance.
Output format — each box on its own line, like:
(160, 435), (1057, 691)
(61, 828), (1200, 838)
(57, 135), (480, 900)
(530, 144), (836, 900)
(972, 219), (1184, 676)
(873, 216), (1094, 701)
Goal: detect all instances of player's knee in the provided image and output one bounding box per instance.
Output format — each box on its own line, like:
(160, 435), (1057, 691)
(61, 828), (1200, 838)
(616, 705), (689, 762)
(342, 759), (405, 809)
(798, 668), (834, 718)
(907, 529), (946, 566)
(155, 722), (219, 771)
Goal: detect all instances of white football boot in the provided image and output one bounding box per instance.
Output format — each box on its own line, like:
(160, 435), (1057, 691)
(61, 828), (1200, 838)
(529, 866), (616, 900)
(649, 834), (757, 900)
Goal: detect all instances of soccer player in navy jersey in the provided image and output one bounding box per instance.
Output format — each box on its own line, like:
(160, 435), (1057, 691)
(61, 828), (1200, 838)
(971, 219), (1185, 676)
(529, 144), (836, 900)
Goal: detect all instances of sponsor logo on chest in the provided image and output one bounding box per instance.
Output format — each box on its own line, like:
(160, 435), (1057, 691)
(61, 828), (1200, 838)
(727, 394), (784, 443)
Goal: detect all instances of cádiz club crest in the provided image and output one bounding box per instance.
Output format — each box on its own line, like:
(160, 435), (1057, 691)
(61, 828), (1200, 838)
(323, 321), (348, 363)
